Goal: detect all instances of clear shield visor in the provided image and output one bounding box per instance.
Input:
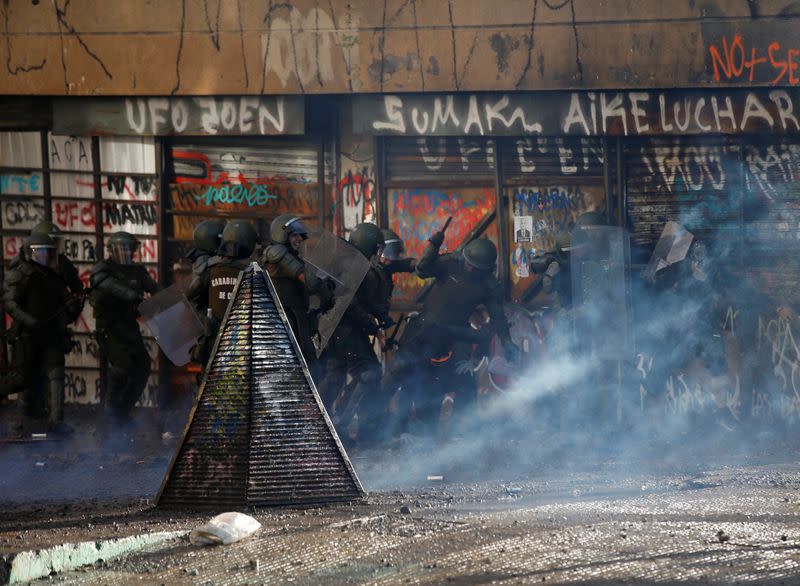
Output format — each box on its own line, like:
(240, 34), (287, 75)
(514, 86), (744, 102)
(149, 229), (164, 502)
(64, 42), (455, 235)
(51, 235), (65, 256)
(30, 245), (57, 268)
(381, 239), (405, 261)
(285, 217), (309, 240)
(110, 243), (137, 265)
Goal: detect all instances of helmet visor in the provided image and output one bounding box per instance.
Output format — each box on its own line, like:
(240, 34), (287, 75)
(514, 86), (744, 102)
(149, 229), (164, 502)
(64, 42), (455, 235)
(381, 238), (405, 261)
(285, 217), (309, 240)
(30, 245), (57, 268)
(50, 235), (65, 256)
(110, 242), (137, 265)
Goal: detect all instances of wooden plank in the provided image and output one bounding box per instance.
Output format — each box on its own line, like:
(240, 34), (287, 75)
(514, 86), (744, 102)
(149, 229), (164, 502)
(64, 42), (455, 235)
(2, 1), (800, 95)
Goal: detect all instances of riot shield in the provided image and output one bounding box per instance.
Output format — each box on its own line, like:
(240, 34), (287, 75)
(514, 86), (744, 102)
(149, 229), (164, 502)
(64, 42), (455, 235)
(302, 231), (370, 357)
(643, 221), (694, 283)
(139, 283), (205, 366)
(570, 225), (630, 360)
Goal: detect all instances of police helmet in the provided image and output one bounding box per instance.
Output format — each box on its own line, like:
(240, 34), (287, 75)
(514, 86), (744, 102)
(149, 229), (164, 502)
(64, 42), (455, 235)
(349, 223), (385, 259)
(28, 232), (57, 268)
(192, 219), (226, 254)
(31, 221), (64, 254)
(380, 228), (406, 261)
(270, 214), (309, 245)
(462, 238), (497, 271)
(107, 231), (139, 265)
(31, 221), (63, 238)
(574, 210), (607, 228)
(219, 220), (258, 259)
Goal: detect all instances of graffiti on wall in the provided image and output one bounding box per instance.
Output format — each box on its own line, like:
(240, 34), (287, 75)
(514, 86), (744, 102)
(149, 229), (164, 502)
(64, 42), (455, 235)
(633, 305), (800, 422)
(1, 132), (160, 407)
(262, 6), (362, 92)
(510, 184), (604, 249)
(53, 97), (304, 136)
(338, 168), (375, 237)
(337, 135), (376, 237)
(707, 34), (800, 86)
(168, 147), (321, 240)
(388, 187), (496, 302)
(7, 0), (800, 94)
(355, 90), (800, 137)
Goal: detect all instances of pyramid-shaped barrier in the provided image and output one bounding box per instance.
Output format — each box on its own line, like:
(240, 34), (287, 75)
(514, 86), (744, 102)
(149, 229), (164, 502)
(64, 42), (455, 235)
(157, 263), (364, 508)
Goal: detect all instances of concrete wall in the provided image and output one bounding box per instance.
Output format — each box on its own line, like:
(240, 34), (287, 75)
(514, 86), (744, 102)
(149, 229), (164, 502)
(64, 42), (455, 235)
(2, 0), (800, 95)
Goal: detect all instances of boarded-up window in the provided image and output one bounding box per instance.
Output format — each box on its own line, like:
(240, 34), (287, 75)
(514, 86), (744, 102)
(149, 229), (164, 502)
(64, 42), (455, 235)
(1, 132), (161, 406)
(384, 138), (498, 305)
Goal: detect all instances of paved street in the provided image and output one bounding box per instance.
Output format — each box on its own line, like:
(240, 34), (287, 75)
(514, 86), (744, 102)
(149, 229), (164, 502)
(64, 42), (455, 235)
(3, 438), (800, 584)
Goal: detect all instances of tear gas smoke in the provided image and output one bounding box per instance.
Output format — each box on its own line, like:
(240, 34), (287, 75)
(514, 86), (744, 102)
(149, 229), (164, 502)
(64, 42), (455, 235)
(355, 158), (800, 490)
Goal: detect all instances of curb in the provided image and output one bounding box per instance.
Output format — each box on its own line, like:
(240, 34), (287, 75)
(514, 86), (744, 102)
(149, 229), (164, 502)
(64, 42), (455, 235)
(1, 530), (187, 584)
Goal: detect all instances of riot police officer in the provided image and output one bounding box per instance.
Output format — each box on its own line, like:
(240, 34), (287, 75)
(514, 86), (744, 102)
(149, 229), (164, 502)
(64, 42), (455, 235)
(186, 219), (226, 280)
(381, 233), (518, 437)
(375, 228), (416, 319)
(90, 232), (159, 423)
(2, 237), (35, 397)
(5, 233), (81, 432)
(186, 220), (258, 367)
(30, 221), (84, 296)
(321, 223), (392, 428)
(262, 214), (333, 366)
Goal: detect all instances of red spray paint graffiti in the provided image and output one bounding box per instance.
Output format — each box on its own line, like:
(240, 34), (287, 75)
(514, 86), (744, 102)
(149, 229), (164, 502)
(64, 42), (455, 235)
(337, 168), (375, 236)
(709, 34), (800, 85)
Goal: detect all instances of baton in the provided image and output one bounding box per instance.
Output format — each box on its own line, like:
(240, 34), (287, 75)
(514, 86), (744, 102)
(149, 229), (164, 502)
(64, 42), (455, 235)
(441, 216), (453, 234)
(385, 313), (406, 346)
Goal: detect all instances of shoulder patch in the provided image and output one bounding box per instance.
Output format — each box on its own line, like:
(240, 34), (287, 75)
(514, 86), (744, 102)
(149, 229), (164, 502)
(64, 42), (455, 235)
(207, 255), (227, 268)
(264, 244), (288, 264)
(89, 261), (113, 286)
(192, 257), (209, 276)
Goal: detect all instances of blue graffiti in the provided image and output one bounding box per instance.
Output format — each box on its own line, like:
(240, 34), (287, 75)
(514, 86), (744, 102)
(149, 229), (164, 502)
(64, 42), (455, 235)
(515, 188), (572, 216)
(195, 183), (277, 207)
(0, 173), (41, 195)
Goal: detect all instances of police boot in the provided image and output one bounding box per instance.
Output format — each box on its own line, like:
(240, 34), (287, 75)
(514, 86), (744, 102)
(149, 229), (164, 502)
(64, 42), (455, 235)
(47, 369), (73, 437)
(344, 370), (383, 443)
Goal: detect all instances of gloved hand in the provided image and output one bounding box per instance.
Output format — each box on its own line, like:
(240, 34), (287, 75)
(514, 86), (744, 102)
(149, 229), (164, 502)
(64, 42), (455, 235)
(544, 260), (560, 279)
(380, 334), (398, 352)
(429, 231), (445, 247)
(455, 359), (477, 376)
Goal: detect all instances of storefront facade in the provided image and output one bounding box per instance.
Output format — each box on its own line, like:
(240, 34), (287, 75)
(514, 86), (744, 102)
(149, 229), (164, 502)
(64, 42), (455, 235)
(3, 1), (800, 414)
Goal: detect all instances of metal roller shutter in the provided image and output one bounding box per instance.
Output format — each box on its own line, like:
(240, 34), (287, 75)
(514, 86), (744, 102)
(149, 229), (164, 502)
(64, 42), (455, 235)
(164, 139), (328, 273)
(624, 136), (742, 255)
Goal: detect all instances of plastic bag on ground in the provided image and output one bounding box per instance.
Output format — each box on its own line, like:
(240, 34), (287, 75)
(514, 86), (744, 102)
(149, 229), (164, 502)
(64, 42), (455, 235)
(189, 512), (262, 546)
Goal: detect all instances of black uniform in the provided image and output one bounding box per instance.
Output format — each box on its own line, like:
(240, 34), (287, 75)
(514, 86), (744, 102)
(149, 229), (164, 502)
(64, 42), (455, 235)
(320, 260), (393, 412)
(263, 243), (332, 366)
(382, 241), (513, 435)
(335, 258), (416, 424)
(4, 259), (80, 422)
(185, 255), (250, 367)
(375, 258), (415, 318)
(90, 260), (158, 421)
